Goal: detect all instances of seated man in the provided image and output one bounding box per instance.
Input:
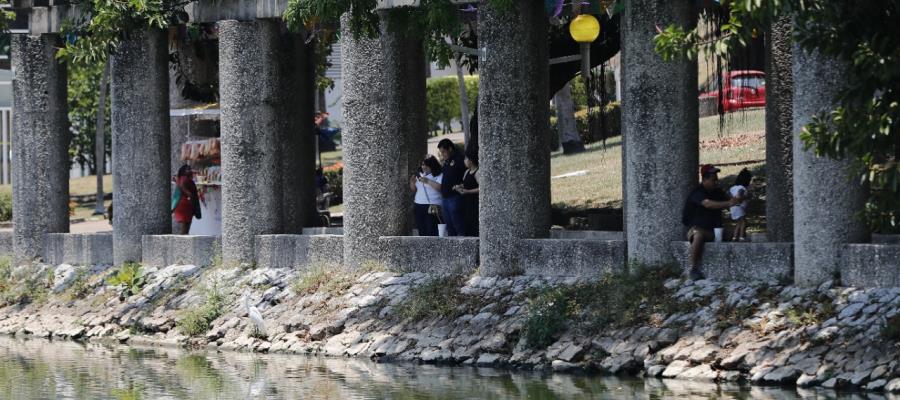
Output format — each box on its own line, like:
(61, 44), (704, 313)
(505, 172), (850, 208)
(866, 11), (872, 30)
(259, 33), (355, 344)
(681, 164), (742, 280)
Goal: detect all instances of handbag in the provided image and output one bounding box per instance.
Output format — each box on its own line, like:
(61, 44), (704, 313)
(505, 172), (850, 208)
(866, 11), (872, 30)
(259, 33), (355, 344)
(171, 187), (181, 212)
(421, 176), (443, 223)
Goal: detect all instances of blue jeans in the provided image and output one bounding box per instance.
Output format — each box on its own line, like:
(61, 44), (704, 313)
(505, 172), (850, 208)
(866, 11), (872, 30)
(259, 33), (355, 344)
(442, 196), (466, 236)
(414, 203), (438, 236)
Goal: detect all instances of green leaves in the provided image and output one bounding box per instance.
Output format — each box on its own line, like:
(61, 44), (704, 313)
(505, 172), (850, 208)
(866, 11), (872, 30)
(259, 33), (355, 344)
(106, 263), (146, 298)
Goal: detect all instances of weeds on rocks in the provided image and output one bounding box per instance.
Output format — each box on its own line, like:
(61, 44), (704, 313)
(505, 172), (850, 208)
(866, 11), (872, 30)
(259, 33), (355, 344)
(523, 262), (683, 349)
(106, 263), (145, 299)
(786, 294), (836, 326)
(0, 259), (52, 306)
(882, 314), (900, 342)
(395, 274), (472, 322)
(177, 282), (225, 336)
(65, 268), (93, 301)
(716, 302), (757, 330)
(292, 261), (386, 298)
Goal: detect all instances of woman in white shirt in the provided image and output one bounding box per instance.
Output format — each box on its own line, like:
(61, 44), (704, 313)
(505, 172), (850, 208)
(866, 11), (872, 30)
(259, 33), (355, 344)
(410, 155), (444, 236)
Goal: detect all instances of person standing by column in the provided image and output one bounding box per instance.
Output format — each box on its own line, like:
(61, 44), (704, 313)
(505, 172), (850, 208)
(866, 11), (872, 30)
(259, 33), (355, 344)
(172, 165), (199, 235)
(437, 139), (466, 236)
(410, 155), (444, 236)
(455, 151), (480, 236)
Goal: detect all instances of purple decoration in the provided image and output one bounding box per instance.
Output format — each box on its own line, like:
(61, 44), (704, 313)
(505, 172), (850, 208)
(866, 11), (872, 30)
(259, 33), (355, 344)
(553, 0), (564, 17)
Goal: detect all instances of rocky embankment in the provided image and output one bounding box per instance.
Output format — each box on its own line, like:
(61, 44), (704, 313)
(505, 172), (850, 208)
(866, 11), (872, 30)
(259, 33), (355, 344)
(0, 262), (898, 394)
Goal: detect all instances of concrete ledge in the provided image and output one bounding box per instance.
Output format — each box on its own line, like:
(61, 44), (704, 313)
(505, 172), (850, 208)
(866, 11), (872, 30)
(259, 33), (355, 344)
(302, 227), (344, 235)
(377, 236), (479, 274)
(44, 233), (114, 266)
(255, 234), (344, 269)
(671, 241), (793, 283)
(142, 235), (219, 267)
(518, 239), (625, 277)
(0, 231), (11, 257)
(841, 244), (900, 288)
(872, 234), (900, 244)
(549, 230), (624, 241)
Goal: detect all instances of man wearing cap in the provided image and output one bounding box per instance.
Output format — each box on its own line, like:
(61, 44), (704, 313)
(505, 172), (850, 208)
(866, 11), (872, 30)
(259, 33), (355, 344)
(681, 164), (743, 280)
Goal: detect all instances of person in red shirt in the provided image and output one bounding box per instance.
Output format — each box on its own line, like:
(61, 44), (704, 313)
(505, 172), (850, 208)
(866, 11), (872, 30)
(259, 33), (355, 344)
(173, 165), (198, 235)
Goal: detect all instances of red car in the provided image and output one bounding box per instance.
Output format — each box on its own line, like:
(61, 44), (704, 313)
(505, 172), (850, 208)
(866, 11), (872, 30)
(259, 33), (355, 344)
(699, 70), (766, 112)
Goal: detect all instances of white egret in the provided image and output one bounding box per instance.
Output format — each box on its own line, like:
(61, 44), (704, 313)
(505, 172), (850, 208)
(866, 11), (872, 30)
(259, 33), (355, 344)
(241, 291), (267, 338)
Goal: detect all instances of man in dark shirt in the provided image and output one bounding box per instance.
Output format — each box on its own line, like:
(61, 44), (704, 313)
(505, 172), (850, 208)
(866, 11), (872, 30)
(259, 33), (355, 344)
(438, 139), (467, 236)
(682, 164), (742, 280)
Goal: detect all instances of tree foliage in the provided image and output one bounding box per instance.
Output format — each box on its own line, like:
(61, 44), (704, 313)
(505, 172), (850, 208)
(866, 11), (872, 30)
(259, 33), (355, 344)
(284, 0), (467, 67)
(426, 75), (478, 135)
(68, 59), (110, 174)
(654, 0), (900, 233)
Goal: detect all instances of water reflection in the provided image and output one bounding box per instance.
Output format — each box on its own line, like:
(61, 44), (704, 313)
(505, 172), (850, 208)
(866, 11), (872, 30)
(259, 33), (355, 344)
(0, 336), (886, 399)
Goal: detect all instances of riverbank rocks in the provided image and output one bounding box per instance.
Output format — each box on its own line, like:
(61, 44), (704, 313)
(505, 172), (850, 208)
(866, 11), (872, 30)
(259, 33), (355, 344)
(0, 264), (898, 394)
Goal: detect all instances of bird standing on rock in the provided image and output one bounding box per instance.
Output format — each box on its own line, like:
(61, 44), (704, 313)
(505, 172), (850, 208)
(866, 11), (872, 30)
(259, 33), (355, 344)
(241, 291), (267, 338)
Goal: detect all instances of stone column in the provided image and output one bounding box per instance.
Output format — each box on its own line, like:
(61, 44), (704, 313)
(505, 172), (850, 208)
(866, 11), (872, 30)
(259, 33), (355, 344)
(278, 29), (317, 234)
(792, 45), (868, 287)
(622, 1), (698, 265)
(218, 20), (283, 264)
(10, 34), (70, 264)
(341, 12), (424, 268)
(477, 0), (550, 275)
(110, 28), (172, 265)
(764, 17), (794, 243)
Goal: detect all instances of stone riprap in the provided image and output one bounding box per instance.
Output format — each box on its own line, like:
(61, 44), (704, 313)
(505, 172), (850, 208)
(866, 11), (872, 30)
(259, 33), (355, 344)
(1, 264), (898, 394)
(377, 237), (479, 275)
(841, 244), (900, 288)
(43, 233), (113, 266)
(110, 28), (172, 266)
(549, 230), (624, 241)
(621, 0), (698, 265)
(518, 239), (625, 277)
(671, 242), (793, 283)
(792, 45), (868, 287)
(141, 235), (219, 268)
(10, 34), (70, 264)
(255, 234), (344, 270)
(477, 0), (551, 275)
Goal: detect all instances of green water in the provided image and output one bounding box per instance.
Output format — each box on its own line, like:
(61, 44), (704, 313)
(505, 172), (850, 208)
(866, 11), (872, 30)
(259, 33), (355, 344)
(0, 336), (877, 399)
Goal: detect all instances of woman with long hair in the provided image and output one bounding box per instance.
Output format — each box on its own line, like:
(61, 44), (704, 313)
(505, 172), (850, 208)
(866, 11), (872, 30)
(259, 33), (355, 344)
(410, 155), (444, 236)
(172, 164), (199, 235)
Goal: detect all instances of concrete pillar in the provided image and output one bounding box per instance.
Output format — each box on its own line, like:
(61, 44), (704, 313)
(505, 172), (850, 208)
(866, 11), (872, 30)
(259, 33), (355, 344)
(110, 28), (172, 265)
(764, 17), (794, 243)
(477, 0), (550, 275)
(278, 29), (317, 234)
(793, 45), (868, 287)
(218, 20), (280, 264)
(10, 34), (70, 264)
(340, 12), (425, 268)
(622, 1), (698, 265)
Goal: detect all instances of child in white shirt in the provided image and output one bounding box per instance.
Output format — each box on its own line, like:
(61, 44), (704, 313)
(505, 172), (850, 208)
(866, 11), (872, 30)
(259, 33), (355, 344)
(729, 168), (752, 241)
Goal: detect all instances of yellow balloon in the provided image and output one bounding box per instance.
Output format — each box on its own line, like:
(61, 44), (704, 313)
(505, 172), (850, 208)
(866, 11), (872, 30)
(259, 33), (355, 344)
(569, 14), (601, 43)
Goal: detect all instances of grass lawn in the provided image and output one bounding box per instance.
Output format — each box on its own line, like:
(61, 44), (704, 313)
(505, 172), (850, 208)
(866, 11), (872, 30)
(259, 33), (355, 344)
(550, 108), (766, 209)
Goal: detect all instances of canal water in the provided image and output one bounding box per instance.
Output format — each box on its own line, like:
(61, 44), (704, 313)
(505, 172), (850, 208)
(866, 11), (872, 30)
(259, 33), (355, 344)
(0, 336), (881, 399)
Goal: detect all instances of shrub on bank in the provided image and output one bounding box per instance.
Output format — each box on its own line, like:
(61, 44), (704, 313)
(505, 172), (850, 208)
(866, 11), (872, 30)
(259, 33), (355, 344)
(550, 102), (622, 146)
(0, 189), (11, 222)
(523, 262), (682, 349)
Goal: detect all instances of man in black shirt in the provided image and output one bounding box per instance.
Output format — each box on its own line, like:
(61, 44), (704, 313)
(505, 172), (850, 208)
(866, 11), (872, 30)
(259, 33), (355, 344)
(681, 164), (742, 280)
(438, 139), (467, 236)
